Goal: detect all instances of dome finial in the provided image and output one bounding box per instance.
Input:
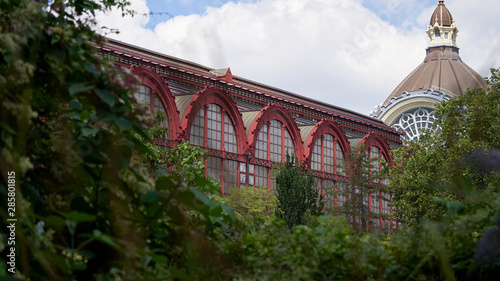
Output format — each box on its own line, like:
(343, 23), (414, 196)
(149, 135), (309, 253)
(427, 0), (458, 47)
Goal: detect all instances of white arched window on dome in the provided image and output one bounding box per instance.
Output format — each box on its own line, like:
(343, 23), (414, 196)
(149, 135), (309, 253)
(392, 108), (437, 141)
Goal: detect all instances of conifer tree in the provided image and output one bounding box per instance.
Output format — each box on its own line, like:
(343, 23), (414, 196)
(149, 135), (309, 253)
(330, 145), (387, 233)
(275, 153), (323, 228)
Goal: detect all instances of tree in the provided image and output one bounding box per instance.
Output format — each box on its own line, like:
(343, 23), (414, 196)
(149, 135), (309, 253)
(275, 153), (323, 228)
(388, 68), (500, 226)
(328, 145), (389, 233)
(0, 1), (233, 280)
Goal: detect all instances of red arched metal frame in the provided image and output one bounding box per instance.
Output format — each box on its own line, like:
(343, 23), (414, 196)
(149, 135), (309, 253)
(181, 86), (248, 156)
(304, 119), (351, 165)
(302, 119), (351, 209)
(360, 131), (395, 233)
(247, 104), (305, 163)
(131, 66), (181, 140)
(359, 132), (392, 163)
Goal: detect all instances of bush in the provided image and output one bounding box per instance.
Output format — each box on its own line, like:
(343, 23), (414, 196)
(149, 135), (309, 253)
(223, 185), (277, 230)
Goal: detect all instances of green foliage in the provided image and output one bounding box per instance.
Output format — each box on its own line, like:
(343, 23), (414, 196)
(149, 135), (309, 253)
(0, 1), (233, 280)
(275, 153), (323, 228)
(222, 188), (500, 280)
(223, 185), (277, 230)
(388, 141), (459, 225)
(1, 0), (499, 279)
(388, 68), (500, 226)
(162, 141), (211, 189)
(433, 69), (500, 190)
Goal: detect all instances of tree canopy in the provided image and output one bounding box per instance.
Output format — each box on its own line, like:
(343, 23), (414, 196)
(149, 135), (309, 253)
(388, 68), (500, 226)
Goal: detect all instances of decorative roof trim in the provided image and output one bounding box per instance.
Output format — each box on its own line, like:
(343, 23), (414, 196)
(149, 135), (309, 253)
(373, 89), (449, 119)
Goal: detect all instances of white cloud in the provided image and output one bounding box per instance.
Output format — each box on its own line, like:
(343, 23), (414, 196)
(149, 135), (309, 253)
(96, 0), (500, 115)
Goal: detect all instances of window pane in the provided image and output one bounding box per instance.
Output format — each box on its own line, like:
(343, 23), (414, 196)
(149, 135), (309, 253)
(207, 104), (222, 150)
(270, 120), (282, 162)
(207, 156), (222, 182)
(255, 124), (268, 160)
(311, 138), (322, 171)
(324, 134), (335, 174)
(284, 128), (294, 158)
(134, 84), (152, 107)
(224, 160), (239, 193)
(255, 165), (268, 187)
(224, 113), (238, 153)
(190, 108), (205, 147)
(336, 142), (344, 176)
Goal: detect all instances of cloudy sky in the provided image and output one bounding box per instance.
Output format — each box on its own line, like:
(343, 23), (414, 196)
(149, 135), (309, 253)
(96, 0), (500, 115)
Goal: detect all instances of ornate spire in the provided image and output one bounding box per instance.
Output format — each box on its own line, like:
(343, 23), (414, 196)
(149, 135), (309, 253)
(426, 0), (458, 47)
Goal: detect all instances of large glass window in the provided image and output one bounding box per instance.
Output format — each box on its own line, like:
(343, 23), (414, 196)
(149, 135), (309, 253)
(310, 134), (344, 175)
(134, 84), (169, 134)
(369, 145), (393, 232)
(392, 108), (437, 141)
(310, 134), (347, 209)
(255, 120), (295, 162)
(189, 103), (240, 193)
(253, 119), (296, 189)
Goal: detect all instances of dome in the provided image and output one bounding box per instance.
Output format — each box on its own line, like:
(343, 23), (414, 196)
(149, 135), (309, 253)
(430, 0), (454, 26)
(374, 0), (488, 141)
(382, 46), (487, 107)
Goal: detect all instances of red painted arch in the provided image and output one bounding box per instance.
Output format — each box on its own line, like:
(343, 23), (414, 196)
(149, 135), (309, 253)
(360, 132), (392, 163)
(304, 119), (351, 165)
(248, 104), (305, 162)
(181, 86), (248, 154)
(131, 66), (181, 140)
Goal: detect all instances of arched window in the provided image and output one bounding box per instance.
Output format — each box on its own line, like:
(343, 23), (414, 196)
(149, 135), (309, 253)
(435, 28), (441, 39)
(310, 133), (347, 212)
(311, 134), (345, 175)
(368, 145), (393, 232)
(135, 84), (169, 135)
(392, 107), (437, 141)
(189, 103), (239, 194)
(252, 119), (295, 189)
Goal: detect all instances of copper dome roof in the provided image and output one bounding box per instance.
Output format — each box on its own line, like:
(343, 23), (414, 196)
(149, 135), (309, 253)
(430, 0), (454, 26)
(382, 46), (488, 106)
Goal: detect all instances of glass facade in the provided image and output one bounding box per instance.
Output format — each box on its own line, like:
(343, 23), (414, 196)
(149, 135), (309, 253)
(189, 103), (240, 194)
(134, 84), (169, 136)
(310, 133), (346, 208)
(253, 119), (295, 189)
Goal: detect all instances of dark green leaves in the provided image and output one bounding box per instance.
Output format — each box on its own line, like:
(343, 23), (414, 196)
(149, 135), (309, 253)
(69, 83), (94, 96)
(95, 88), (116, 107)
